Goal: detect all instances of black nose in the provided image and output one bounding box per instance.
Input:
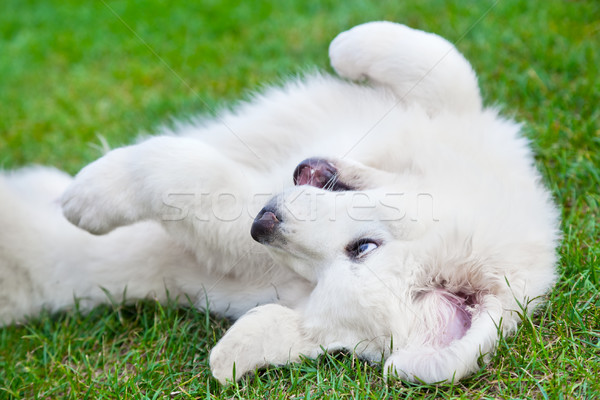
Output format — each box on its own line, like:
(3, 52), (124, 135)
(251, 207), (281, 243)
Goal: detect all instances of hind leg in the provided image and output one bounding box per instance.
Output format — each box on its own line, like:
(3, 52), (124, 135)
(60, 135), (271, 273)
(62, 135), (260, 230)
(329, 21), (481, 115)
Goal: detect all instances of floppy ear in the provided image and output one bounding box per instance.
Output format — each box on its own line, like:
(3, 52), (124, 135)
(385, 293), (504, 383)
(209, 304), (322, 383)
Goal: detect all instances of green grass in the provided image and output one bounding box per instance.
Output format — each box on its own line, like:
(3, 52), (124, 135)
(1, 0), (599, 398)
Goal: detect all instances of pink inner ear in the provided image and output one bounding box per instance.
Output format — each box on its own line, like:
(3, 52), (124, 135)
(427, 290), (473, 347)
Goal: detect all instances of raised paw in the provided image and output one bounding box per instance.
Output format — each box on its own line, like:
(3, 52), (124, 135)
(61, 147), (147, 234)
(329, 21), (481, 114)
(329, 21), (420, 81)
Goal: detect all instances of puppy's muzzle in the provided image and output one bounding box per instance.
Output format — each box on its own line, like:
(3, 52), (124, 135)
(293, 157), (353, 191)
(251, 207), (281, 243)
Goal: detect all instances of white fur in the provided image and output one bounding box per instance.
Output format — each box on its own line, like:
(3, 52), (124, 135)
(0, 22), (559, 384)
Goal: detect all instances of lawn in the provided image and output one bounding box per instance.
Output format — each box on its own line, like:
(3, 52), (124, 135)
(1, 0), (599, 398)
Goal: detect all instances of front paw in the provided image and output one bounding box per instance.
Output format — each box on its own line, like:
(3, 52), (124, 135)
(61, 147), (144, 234)
(209, 333), (250, 384)
(384, 346), (472, 384)
(209, 304), (322, 384)
(209, 308), (272, 384)
(329, 21), (411, 81)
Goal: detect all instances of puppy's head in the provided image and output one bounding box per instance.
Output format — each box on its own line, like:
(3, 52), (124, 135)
(251, 157), (423, 281)
(250, 157), (472, 357)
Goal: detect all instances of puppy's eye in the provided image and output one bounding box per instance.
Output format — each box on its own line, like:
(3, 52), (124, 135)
(346, 239), (380, 260)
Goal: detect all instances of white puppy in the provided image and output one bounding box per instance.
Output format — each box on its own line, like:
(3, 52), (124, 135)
(0, 22), (559, 384)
